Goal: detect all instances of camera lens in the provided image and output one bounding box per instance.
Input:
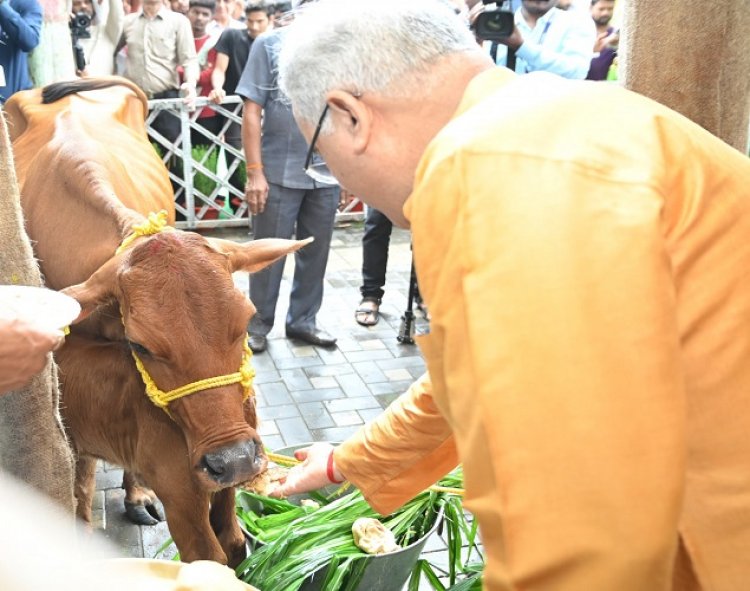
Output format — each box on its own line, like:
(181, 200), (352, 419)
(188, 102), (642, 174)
(486, 13), (504, 32)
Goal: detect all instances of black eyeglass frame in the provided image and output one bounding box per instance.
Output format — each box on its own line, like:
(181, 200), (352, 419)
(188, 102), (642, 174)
(303, 103), (330, 174)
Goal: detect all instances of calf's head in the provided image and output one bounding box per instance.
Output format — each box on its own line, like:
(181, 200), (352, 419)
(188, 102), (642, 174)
(64, 231), (311, 491)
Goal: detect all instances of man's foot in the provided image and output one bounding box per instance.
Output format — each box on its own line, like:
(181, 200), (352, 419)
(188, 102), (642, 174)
(355, 297), (380, 326)
(248, 334), (267, 353)
(286, 327), (337, 348)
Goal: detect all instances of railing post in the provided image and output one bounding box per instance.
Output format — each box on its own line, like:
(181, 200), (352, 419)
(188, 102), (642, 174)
(145, 95), (361, 230)
(181, 101), (196, 230)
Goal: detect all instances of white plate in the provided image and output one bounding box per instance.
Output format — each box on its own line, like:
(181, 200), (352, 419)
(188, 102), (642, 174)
(0, 285), (81, 331)
(88, 558), (260, 591)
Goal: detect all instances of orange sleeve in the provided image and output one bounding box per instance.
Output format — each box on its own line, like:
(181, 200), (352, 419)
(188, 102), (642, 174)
(333, 373), (458, 515)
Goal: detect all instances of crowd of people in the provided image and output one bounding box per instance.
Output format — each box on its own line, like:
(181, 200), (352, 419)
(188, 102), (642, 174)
(0, 0), (292, 102)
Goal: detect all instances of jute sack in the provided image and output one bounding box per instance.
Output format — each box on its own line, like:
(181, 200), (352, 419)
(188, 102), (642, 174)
(0, 108), (75, 513)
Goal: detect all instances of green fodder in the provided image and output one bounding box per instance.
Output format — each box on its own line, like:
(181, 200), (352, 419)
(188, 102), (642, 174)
(236, 468), (483, 591)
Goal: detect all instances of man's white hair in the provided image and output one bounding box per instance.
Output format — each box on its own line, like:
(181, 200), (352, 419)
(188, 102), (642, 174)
(278, 0), (478, 127)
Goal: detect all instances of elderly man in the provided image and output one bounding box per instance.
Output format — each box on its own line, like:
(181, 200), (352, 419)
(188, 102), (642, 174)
(270, 1), (750, 590)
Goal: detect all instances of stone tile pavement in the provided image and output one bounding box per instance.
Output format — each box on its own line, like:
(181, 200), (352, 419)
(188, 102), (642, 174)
(92, 221), (476, 589)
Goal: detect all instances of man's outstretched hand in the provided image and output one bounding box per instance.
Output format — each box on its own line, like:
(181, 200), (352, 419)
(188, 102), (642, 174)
(268, 442), (345, 498)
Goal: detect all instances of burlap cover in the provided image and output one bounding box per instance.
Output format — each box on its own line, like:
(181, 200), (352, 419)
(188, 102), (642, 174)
(0, 108), (75, 513)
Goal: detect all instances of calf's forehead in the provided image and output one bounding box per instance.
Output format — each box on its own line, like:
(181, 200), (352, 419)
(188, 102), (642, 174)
(119, 233), (252, 346)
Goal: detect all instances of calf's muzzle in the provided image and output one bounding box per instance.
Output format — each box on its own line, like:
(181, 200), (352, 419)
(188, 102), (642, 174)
(199, 439), (263, 486)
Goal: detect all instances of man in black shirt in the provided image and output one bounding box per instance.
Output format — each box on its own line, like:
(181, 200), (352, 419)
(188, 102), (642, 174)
(209, 2), (272, 149)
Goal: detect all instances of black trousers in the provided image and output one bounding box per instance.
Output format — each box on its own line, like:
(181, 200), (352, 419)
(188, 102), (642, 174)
(149, 89), (181, 146)
(360, 207), (393, 301)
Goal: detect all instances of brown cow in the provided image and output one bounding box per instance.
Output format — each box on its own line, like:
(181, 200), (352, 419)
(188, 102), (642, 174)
(5, 77), (308, 566)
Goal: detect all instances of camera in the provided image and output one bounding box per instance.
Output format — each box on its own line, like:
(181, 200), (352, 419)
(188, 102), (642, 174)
(69, 12), (92, 40)
(69, 12), (92, 72)
(473, 0), (515, 41)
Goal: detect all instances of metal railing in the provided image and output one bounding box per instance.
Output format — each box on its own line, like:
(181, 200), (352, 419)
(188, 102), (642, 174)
(145, 95), (364, 230)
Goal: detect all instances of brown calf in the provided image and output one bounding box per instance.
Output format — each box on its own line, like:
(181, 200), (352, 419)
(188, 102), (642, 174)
(5, 78), (307, 565)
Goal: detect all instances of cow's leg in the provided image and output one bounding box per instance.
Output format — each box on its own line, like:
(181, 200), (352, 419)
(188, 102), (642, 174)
(210, 486), (247, 568)
(74, 455), (97, 525)
(123, 470), (164, 526)
(160, 491), (228, 563)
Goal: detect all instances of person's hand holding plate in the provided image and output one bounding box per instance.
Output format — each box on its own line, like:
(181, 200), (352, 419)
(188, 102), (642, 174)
(0, 286), (80, 394)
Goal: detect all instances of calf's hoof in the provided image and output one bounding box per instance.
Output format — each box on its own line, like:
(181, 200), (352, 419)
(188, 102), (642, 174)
(125, 499), (164, 526)
(226, 540), (248, 569)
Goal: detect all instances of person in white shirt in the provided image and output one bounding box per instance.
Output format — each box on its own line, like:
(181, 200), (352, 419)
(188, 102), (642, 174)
(71, 0), (124, 76)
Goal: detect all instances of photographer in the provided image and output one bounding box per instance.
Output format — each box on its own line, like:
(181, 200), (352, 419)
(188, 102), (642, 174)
(0, 0), (42, 103)
(475, 0), (595, 79)
(69, 0), (124, 76)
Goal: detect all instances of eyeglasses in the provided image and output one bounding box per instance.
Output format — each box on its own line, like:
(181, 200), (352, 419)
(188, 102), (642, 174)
(303, 103), (338, 185)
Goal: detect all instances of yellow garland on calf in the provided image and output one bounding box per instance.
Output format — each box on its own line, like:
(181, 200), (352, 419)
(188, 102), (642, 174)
(116, 210), (174, 255)
(131, 341), (256, 414)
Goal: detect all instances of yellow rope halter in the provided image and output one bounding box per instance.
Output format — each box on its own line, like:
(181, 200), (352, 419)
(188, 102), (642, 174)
(115, 210), (174, 255)
(131, 341), (256, 413)
(117, 211), (255, 416)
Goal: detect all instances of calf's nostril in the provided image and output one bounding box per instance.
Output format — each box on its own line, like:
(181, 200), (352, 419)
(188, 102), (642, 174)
(199, 440), (261, 484)
(201, 452), (228, 479)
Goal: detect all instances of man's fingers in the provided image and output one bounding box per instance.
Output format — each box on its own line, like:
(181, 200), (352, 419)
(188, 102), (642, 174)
(293, 447), (311, 461)
(267, 482), (286, 498)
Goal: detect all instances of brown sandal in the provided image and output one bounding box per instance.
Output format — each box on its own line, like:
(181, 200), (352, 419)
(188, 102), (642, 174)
(355, 298), (380, 326)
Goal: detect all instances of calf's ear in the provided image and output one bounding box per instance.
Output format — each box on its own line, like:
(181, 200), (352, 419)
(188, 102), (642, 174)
(61, 256), (121, 323)
(207, 237), (314, 274)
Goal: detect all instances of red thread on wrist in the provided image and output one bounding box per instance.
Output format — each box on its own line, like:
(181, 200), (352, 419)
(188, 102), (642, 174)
(326, 449), (345, 484)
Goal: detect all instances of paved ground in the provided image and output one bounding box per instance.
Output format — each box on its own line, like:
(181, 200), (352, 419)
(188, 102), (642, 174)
(89, 222), (477, 589)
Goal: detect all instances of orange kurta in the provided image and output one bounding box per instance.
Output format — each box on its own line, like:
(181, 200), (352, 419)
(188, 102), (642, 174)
(335, 68), (750, 591)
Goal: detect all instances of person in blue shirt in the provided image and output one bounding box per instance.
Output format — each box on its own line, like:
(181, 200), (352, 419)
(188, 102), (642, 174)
(485, 0), (595, 79)
(0, 0), (42, 103)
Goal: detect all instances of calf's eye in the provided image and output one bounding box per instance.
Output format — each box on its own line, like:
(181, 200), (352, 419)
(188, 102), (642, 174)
(128, 341), (150, 357)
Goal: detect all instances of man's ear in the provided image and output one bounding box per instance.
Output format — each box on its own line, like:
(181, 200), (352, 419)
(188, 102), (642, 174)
(326, 90), (372, 155)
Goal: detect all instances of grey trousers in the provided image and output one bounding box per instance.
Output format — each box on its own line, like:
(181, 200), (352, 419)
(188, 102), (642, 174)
(248, 182), (339, 336)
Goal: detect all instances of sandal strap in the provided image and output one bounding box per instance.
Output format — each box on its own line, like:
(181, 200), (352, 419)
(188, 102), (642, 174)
(359, 296), (381, 305)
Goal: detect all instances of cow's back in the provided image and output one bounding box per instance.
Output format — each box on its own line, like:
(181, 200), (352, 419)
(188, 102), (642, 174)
(5, 78), (175, 288)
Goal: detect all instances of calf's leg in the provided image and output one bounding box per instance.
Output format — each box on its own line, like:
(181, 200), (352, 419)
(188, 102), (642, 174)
(123, 470), (163, 526)
(160, 489), (228, 563)
(210, 486), (247, 568)
(73, 454), (97, 525)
